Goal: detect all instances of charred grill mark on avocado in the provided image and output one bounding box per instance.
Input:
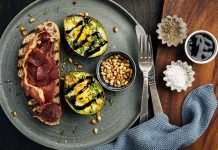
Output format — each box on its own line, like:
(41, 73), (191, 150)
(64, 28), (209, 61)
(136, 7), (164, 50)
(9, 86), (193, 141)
(73, 32), (104, 50)
(84, 41), (108, 57)
(64, 76), (93, 95)
(64, 15), (108, 58)
(64, 72), (105, 115)
(65, 20), (83, 34)
(77, 77), (95, 95)
(66, 92), (103, 110)
(65, 76), (95, 96)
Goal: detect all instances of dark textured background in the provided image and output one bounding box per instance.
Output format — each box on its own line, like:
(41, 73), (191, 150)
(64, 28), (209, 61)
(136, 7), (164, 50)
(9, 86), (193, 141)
(0, 0), (163, 149)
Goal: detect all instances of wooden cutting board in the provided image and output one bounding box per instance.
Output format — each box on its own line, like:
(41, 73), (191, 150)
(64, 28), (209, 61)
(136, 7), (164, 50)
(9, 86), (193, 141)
(155, 0), (218, 149)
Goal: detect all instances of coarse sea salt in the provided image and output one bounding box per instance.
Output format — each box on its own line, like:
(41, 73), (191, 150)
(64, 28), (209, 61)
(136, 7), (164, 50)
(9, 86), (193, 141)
(164, 65), (188, 88)
(163, 60), (195, 92)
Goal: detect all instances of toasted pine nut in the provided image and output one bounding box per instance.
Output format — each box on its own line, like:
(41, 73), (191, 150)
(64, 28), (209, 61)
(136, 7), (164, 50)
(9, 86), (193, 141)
(91, 119), (97, 125)
(29, 18), (36, 23)
(97, 116), (101, 122)
(93, 128), (98, 134)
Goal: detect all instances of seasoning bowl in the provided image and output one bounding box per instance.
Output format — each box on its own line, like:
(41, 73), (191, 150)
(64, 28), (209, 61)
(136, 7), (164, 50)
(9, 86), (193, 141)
(156, 15), (188, 47)
(96, 52), (136, 91)
(185, 30), (218, 64)
(163, 60), (195, 92)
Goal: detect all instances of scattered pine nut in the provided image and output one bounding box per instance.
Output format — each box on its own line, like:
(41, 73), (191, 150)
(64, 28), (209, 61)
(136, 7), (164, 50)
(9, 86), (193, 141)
(68, 58), (73, 63)
(22, 30), (28, 36)
(37, 40), (41, 45)
(93, 128), (98, 134)
(97, 116), (101, 122)
(77, 65), (83, 69)
(113, 25), (119, 33)
(94, 44), (100, 48)
(27, 100), (33, 106)
(29, 18), (36, 23)
(87, 36), (92, 42)
(85, 12), (89, 16)
(79, 13), (85, 16)
(60, 77), (65, 81)
(97, 111), (101, 117)
(91, 119), (97, 125)
(20, 26), (26, 31)
(11, 111), (17, 117)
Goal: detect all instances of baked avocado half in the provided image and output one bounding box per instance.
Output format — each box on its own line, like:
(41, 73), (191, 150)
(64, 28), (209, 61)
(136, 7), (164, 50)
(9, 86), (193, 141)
(64, 71), (105, 115)
(64, 15), (108, 58)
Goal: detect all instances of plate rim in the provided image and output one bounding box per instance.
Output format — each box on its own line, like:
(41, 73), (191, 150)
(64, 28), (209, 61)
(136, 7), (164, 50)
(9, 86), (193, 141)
(0, 0), (139, 149)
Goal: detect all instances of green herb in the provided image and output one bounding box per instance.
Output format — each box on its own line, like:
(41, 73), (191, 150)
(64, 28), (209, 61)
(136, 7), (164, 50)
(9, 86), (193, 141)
(79, 46), (86, 54)
(17, 23), (23, 29)
(90, 105), (95, 113)
(43, 8), (49, 15)
(109, 99), (114, 106)
(80, 74), (86, 80)
(92, 35), (99, 42)
(98, 38), (104, 43)
(4, 80), (13, 83)
(69, 40), (75, 47)
(27, 13), (33, 17)
(63, 56), (67, 62)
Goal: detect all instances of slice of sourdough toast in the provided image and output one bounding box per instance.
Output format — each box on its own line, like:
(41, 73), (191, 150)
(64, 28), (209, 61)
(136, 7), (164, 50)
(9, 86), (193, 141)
(18, 21), (62, 125)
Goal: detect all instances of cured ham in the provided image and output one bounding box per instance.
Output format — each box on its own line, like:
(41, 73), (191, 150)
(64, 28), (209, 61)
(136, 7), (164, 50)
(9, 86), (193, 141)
(18, 21), (61, 125)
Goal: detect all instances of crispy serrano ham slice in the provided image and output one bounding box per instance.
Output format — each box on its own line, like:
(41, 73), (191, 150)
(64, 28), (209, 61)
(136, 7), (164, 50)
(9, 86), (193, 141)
(18, 21), (61, 125)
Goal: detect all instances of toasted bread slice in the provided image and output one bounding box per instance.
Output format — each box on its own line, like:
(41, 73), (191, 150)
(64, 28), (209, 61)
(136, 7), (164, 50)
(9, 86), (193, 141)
(18, 21), (62, 125)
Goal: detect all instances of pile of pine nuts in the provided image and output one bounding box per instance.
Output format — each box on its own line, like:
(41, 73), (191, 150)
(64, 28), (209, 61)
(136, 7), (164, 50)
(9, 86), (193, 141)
(100, 54), (133, 87)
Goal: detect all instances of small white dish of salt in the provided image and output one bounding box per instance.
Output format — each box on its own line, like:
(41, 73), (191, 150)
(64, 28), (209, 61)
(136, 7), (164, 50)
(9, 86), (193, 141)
(163, 60), (195, 92)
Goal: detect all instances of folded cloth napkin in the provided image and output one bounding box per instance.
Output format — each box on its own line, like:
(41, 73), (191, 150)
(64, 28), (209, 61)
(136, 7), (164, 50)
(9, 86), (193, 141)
(94, 84), (217, 150)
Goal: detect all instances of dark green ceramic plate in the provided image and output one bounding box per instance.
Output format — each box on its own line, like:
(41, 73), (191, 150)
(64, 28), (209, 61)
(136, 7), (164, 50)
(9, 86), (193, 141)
(0, 0), (142, 149)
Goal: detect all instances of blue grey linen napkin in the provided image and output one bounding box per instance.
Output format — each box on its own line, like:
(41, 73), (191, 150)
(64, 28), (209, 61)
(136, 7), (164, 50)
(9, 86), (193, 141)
(94, 84), (217, 150)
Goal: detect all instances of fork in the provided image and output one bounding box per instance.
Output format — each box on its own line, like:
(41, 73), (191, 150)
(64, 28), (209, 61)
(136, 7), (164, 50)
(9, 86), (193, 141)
(148, 36), (163, 114)
(136, 25), (153, 124)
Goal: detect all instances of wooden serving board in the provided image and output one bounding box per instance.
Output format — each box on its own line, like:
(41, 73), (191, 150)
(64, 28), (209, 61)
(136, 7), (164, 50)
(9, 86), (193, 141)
(155, 0), (218, 149)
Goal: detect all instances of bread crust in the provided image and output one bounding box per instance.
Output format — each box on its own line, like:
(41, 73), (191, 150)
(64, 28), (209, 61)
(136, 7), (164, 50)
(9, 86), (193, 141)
(18, 21), (61, 125)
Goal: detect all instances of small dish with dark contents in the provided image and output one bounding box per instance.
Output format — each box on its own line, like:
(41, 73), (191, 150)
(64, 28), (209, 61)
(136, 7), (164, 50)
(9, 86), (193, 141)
(185, 30), (218, 64)
(96, 52), (136, 91)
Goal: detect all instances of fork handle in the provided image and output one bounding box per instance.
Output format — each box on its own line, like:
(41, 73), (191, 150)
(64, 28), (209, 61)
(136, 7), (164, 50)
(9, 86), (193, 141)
(139, 77), (149, 124)
(149, 82), (163, 114)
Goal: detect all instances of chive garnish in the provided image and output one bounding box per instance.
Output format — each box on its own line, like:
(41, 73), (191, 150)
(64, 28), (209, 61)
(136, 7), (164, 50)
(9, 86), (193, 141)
(4, 80), (13, 83)
(109, 99), (113, 106)
(27, 13), (33, 17)
(17, 23), (23, 29)
(43, 8), (49, 15)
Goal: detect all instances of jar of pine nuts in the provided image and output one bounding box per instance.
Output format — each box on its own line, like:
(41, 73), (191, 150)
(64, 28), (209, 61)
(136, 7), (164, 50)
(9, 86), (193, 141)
(96, 52), (136, 91)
